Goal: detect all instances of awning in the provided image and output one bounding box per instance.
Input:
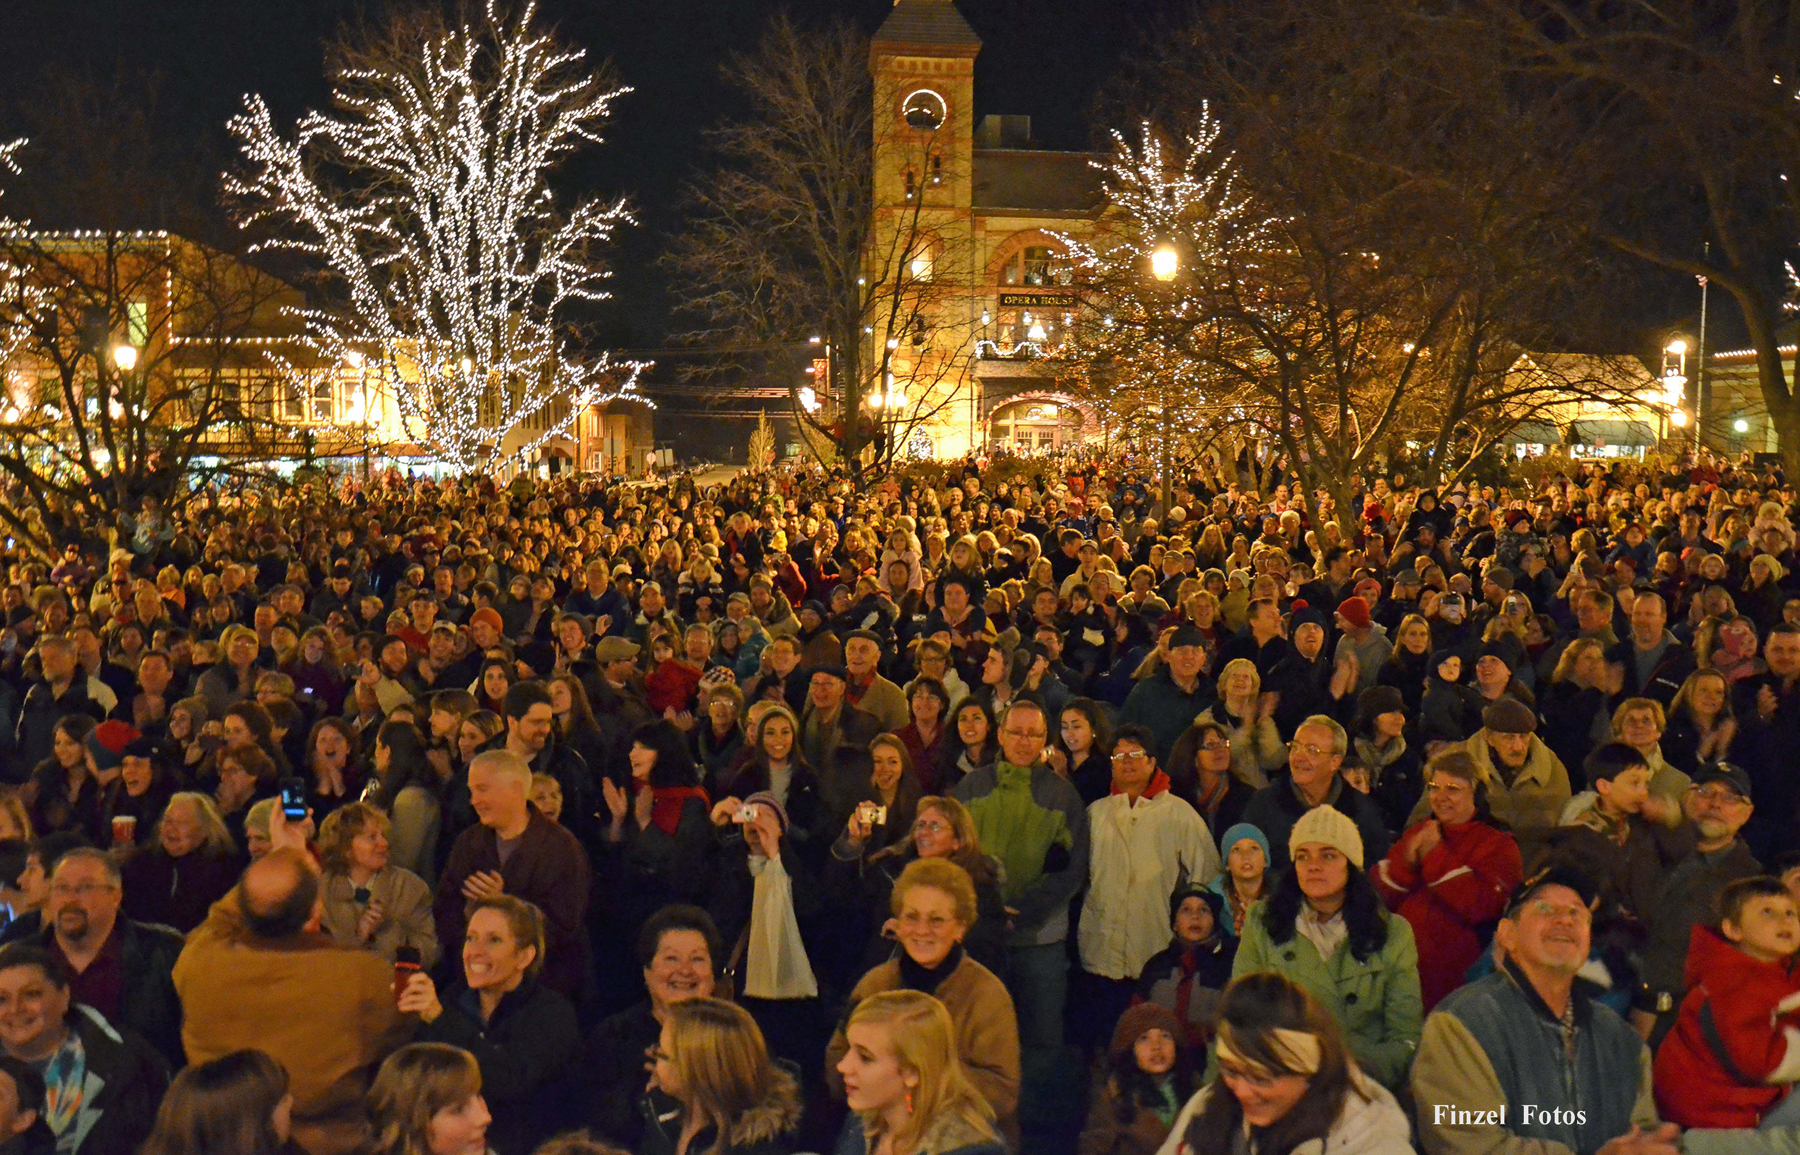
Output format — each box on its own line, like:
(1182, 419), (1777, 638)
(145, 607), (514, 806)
(1568, 419), (1656, 447)
(1506, 421), (1563, 444)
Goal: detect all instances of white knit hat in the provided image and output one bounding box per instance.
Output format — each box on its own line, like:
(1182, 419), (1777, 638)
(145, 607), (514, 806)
(1289, 805), (1364, 869)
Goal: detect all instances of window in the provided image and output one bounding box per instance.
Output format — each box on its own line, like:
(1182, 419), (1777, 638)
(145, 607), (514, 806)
(126, 301), (149, 347)
(1000, 246), (1069, 287)
(310, 379), (334, 423)
(909, 251), (934, 280)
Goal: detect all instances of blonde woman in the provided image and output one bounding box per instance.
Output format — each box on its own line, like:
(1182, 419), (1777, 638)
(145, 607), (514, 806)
(1194, 658), (1284, 789)
(834, 990), (1005, 1155)
(317, 801), (438, 968)
(643, 997), (802, 1155)
(827, 859), (1020, 1138)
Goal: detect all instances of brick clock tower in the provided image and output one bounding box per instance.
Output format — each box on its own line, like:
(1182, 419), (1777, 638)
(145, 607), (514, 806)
(869, 0), (982, 459)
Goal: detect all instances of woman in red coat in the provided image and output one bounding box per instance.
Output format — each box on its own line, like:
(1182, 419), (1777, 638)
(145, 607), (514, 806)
(1373, 749), (1522, 1010)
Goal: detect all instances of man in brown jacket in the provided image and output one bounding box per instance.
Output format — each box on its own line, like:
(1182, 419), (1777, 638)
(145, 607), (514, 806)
(435, 748), (591, 999)
(173, 832), (407, 1155)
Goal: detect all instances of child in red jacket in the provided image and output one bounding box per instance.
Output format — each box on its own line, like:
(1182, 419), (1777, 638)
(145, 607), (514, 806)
(1654, 876), (1800, 1129)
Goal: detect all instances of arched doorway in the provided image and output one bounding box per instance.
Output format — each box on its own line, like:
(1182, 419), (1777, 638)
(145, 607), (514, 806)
(989, 398), (1084, 453)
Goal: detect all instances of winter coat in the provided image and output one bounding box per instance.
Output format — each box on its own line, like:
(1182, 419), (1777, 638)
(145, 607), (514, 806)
(1411, 733), (1570, 861)
(585, 1000), (661, 1147)
(1536, 680), (1610, 793)
(1419, 673), (1481, 747)
(46, 1005), (168, 1155)
(174, 892), (409, 1155)
(833, 1112), (1007, 1155)
(1120, 667), (1216, 764)
(1231, 899), (1423, 1090)
(1133, 936), (1237, 1051)
(1653, 924), (1800, 1128)
(1373, 818), (1522, 1011)
(638, 1062), (804, 1155)
(832, 844), (1009, 980)
(951, 760), (1089, 947)
(319, 864), (439, 969)
(1151, 1069), (1413, 1155)
(1081, 777), (1222, 980)
(1193, 703), (1285, 792)
(1239, 774), (1393, 873)
(825, 949), (1020, 1136)
(1340, 624), (1394, 695)
(434, 805), (591, 1000)
(118, 846), (240, 933)
(416, 978), (582, 1155)
(1532, 796), (1686, 925)
(1078, 1076), (1181, 1155)
(28, 917), (186, 1072)
(1411, 962), (1658, 1155)
(1637, 836), (1762, 1015)
(1352, 734), (1422, 839)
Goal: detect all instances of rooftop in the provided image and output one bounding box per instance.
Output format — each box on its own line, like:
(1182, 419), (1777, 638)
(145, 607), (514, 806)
(972, 150), (1107, 216)
(873, 0), (982, 52)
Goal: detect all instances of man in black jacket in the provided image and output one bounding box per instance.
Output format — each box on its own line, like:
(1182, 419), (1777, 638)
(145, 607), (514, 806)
(38, 849), (184, 1070)
(12, 638), (104, 783)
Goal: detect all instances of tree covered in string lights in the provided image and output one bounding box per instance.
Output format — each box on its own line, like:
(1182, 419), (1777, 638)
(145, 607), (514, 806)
(228, 0), (646, 474)
(1059, 115), (1271, 510)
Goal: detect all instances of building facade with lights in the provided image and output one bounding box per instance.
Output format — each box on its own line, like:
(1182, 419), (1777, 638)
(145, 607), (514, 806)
(865, 0), (1107, 460)
(0, 232), (654, 477)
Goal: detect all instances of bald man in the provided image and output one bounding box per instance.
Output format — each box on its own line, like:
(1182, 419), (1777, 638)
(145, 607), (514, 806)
(174, 819), (407, 1155)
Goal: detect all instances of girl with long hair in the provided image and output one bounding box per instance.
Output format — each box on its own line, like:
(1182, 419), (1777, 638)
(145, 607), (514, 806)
(712, 704), (826, 852)
(940, 700), (996, 792)
(1078, 1002), (1197, 1155)
(1662, 668), (1737, 774)
(140, 1049), (299, 1155)
(642, 998), (803, 1155)
(365, 1043), (491, 1155)
(833, 990), (1004, 1155)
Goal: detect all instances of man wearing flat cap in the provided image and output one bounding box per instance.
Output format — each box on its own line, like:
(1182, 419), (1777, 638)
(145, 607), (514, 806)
(1412, 698), (1571, 861)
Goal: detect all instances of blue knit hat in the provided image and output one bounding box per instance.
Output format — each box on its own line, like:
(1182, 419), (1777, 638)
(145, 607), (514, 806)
(1218, 822), (1270, 865)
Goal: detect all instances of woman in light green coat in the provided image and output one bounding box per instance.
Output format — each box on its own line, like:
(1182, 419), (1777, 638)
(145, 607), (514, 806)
(1229, 804), (1422, 1090)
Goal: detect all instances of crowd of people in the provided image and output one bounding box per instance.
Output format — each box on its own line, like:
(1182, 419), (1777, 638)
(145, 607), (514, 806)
(0, 446), (1793, 1155)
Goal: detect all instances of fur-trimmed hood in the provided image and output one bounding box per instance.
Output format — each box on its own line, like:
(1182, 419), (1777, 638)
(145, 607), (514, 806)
(725, 1064), (804, 1149)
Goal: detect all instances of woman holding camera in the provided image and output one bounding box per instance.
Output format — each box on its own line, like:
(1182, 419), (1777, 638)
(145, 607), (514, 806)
(400, 895), (580, 1155)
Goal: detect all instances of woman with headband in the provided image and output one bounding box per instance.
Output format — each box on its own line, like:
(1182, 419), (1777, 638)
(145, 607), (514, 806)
(1152, 973), (1411, 1155)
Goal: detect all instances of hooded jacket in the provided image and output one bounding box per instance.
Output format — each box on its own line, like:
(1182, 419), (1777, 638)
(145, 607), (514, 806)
(1081, 773), (1222, 980)
(638, 1063), (804, 1155)
(1653, 924), (1800, 1129)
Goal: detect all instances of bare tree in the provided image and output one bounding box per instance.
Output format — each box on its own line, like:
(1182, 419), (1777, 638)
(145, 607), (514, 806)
(1079, 0), (1635, 528)
(1446, 0), (1800, 474)
(665, 13), (975, 484)
(228, 0), (646, 474)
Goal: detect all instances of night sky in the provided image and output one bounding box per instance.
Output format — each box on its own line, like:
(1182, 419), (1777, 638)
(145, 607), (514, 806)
(0, 0), (1172, 349)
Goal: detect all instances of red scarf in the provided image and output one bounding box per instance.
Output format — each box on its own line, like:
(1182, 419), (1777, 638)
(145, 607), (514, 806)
(649, 785), (710, 836)
(1110, 769), (1171, 799)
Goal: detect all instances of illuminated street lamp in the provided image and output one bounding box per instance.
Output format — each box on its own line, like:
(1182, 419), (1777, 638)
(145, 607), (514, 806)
(1151, 245), (1179, 281)
(111, 344), (138, 371)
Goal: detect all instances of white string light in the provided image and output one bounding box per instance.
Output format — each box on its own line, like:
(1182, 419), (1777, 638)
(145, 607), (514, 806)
(227, 0), (648, 474)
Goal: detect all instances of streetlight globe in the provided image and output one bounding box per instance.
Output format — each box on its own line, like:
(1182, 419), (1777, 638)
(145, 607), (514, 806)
(1665, 339), (1688, 356)
(1735, 418), (1751, 433)
(1151, 245), (1179, 281)
(111, 344), (138, 371)
(1670, 409), (1689, 428)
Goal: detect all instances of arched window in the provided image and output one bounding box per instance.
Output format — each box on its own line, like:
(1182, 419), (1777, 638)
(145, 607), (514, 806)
(999, 246), (1069, 288)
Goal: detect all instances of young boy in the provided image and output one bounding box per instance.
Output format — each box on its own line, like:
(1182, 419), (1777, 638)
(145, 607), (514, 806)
(1535, 742), (1682, 925)
(1132, 884), (1237, 1055)
(1654, 876), (1800, 1129)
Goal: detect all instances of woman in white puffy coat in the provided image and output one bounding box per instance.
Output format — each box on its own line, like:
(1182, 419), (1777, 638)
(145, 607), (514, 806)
(1154, 973), (1412, 1155)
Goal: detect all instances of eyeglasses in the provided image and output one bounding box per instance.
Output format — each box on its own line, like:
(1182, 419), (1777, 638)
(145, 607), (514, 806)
(899, 911), (955, 930)
(1000, 728), (1046, 741)
(1111, 749), (1149, 763)
(1690, 786), (1748, 805)
(913, 819), (950, 836)
(1287, 742), (1334, 759)
(1200, 739), (1230, 753)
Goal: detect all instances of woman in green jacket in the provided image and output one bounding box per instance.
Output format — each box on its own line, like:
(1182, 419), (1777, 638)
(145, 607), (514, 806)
(1229, 804), (1422, 1090)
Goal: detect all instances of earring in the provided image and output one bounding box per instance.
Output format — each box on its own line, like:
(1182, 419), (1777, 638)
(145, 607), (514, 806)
(905, 1088), (914, 1114)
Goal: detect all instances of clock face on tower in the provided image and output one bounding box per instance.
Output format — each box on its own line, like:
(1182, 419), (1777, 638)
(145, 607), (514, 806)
(902, 89), (947, 131)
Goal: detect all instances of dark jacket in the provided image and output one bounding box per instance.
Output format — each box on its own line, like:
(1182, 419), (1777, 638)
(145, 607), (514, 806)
(1118, 667), (1214, 764)
(118, 847), (240, 934)
(12, 681), (104, 784)
(52, 1005), (169, 1155)
(1133, 935), (1236, 1051)
(1238, 773), (1393, 873)
(37, 918), (186, 1071)
(435, 806), (592, 1000)
(416, 979), (581, 1155)
(637, 1063), (804, 1155)
(585, 1000), (660, 1148)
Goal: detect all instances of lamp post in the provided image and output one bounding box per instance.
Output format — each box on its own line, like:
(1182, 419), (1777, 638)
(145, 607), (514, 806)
(1151, 244), (1179, 282)
(1660, 339), (1688, 450)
